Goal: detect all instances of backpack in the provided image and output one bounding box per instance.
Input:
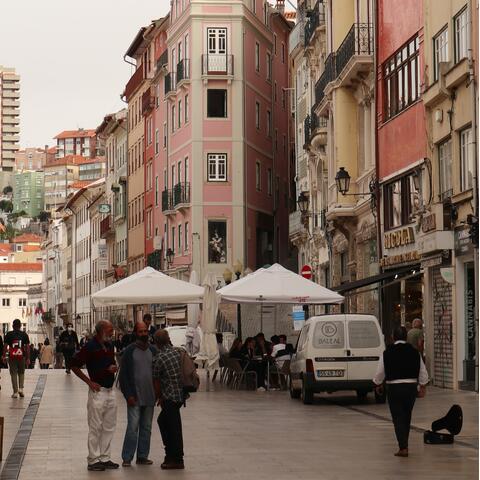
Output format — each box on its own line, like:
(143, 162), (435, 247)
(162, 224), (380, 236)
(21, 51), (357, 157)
(177, 348), (200, 393)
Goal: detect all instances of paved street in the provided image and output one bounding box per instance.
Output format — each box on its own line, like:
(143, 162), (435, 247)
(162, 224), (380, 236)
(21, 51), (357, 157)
(0, 370), (475, 480)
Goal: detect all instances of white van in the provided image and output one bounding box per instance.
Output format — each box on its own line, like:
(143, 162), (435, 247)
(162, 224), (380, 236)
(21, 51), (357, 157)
(289, 314), (386, 404)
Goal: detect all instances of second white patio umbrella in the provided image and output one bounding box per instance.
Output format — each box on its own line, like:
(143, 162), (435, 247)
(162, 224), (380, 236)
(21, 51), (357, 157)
(186, 271), (201, 356)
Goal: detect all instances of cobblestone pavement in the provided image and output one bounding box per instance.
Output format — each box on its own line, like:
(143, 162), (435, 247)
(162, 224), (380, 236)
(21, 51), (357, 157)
(0, 369), (476, 480)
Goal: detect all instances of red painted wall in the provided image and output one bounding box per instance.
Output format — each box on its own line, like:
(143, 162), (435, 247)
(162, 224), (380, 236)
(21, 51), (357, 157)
(377, 0), (427, 180)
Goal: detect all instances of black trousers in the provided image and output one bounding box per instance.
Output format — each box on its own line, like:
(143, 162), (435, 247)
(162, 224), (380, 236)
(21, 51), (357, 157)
(387, 383), (417, 450)
(63, 349), (75, 370)
(157, 400), (184, 463)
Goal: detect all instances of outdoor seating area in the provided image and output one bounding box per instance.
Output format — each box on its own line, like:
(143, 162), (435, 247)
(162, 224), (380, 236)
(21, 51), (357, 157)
(211, 333), (293, 391)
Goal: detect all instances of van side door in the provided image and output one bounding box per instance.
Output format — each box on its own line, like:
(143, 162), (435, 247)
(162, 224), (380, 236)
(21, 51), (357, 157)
(346, 318), (382, 381)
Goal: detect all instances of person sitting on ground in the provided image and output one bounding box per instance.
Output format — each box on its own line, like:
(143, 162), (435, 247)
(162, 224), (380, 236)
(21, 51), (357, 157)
(228, 338), (243, 360)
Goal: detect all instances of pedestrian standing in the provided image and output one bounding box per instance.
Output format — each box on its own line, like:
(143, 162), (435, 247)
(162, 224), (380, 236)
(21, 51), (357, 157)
(2, 319), (30, 398)
(373, 326), (429, 457)
(153, 329), (185, 470)
(407, 318), (425, 356)
(119, 321), (157, 467)
(40, 338), (54, 369)
(143, 313), (156, 343)
(71, 320), (119, 472)
(59, 323), (79, 374)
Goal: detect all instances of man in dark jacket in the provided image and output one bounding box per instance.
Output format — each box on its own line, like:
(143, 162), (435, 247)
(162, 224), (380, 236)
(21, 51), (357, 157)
(59, 323), (79, 374)
(373, 326), (429, 457)
(118, 321), (157, 467)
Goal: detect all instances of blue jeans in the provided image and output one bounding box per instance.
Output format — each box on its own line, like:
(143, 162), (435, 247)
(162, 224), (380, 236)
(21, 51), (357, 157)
(121, 405), (154, 462)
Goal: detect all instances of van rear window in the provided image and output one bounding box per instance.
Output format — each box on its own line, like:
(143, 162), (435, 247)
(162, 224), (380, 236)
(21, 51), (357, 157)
(348, 321), (380, 348)
(313, 321), (344, 349)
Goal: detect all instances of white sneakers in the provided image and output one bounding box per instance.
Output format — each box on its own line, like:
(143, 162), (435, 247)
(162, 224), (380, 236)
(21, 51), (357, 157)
(11, 390), (24, 398)
(256, 386), (266, 392)
(11, 392), (18, 398)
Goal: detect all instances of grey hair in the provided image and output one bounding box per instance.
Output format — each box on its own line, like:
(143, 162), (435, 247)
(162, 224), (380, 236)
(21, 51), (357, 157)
(95, 320), (110, 334)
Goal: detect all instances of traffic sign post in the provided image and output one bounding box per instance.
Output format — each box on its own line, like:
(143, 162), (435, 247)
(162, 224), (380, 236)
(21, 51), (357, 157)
(301, 264), (312, 280)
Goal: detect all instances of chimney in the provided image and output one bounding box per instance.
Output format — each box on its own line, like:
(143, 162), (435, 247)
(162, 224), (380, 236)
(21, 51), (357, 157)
(276, 0), (285, 14)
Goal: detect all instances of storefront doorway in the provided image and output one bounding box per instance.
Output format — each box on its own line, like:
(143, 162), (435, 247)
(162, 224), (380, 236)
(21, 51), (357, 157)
(463, 262), (476, 388)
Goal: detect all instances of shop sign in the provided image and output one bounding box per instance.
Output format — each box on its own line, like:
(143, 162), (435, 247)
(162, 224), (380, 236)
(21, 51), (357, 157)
(98, 204), (111, 214)
(384, 227), (415, 249)
(440, 267), (454, 284)
(292, 305), (305, 331)
(98, 242), (108, 270)
(421, 254), (443, 269)
(421, 213), (436, 233)
(454, 225), (473, 256)
(380, 250), (421, 267)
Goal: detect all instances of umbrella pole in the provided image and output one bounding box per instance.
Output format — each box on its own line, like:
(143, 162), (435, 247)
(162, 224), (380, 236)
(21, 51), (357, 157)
(237, 304), (242, 341)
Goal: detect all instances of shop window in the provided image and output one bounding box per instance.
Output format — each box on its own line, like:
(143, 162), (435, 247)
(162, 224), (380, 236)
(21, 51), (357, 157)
(208, 220), (227, 263)
(383, 36), (420, 119)
(207, 89), (227, 118)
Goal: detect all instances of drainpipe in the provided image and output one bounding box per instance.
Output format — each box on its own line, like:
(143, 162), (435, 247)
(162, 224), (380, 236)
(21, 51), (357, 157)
(243, 28), (248, 269)
(467, 11), (478, 391)
(373, 0), (383, 325)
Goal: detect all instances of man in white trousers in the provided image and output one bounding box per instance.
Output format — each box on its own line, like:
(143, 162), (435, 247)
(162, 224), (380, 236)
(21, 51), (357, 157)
(71, 320), (119, 471)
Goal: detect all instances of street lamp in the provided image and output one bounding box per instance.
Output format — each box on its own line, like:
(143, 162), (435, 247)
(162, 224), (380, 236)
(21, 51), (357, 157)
(297, 191), (310, 214)
(335, 167), (351, 195)
(222, 268), (233, 285)
(166, 248), (174, 267)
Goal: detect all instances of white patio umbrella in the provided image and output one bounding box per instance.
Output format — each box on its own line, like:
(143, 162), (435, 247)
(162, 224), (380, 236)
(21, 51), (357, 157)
(196, 271), (220, 371)
(217, 263), (344, 304)
(92, 267), (204, 306)
(185, 271), (201, 356)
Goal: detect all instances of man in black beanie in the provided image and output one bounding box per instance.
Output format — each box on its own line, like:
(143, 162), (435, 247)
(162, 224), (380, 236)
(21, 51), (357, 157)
(373, 326), (428, 457)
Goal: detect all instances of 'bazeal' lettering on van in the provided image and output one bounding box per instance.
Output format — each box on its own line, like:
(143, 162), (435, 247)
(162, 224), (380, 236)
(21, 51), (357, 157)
(317, 337), (342, 346)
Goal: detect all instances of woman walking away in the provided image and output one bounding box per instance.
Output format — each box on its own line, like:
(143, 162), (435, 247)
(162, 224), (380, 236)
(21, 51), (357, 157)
(40, 338), (54, 369)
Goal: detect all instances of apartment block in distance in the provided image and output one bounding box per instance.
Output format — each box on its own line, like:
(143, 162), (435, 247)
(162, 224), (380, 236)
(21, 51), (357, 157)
(0, 66), (20, 189)
(13, 170), (45, 217)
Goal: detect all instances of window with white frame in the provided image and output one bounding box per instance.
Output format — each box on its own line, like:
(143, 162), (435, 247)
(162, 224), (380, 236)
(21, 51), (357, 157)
(178, 99), (182, 129)
(460, 127), (473, 190)
(171, 105), (176, 132)
(434, 27), (449, 81)
(255, 42), (260, 72)
(178, 224), (182, 252)
(454, 7), (469, 63)
(155, 129), (159, 154)
(19, 298), (26, 307)
(185, 94), (189, 123)
(438, 138), (453, 200)
(155, 176), (159, 206)
(163, 122), (167, 148)
(2, 298), (10, 307)
(185, 221), (189, 250)
(207, 153), (227, 181)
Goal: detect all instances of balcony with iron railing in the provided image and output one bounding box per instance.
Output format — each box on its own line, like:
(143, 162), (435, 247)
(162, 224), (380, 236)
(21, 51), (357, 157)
(176, 59), (190, 85)
(335, 23), (374, 80)
(304, 0), (325, 46)
(164, 72), (175, 97)
(314, 53), (336, 106)
(173, 182), (191, 208)
(142, 88), (155, 114)
(157, 50), (168, 72)
(162, 190), (174, 213)
(124, 67), (145, 101)
(289, 20), (305, 54)
(202, 54), (234, 76)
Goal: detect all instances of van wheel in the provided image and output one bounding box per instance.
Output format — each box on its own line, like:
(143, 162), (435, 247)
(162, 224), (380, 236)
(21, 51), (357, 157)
(289, 378), (301, 399)
(301, 379), (314, 405)
(374, 388), (386, 404)
(356, 390), (368, 403)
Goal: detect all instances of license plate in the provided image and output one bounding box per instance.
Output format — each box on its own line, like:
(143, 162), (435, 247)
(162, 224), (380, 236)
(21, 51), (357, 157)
(317, 369), (344, 378)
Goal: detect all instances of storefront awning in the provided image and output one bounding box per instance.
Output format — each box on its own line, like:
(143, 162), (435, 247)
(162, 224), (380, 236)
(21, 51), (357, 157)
(333, 265), (417, 294)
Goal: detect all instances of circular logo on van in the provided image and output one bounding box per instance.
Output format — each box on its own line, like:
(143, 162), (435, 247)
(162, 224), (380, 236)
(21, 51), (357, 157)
(322, 322), (337, 337)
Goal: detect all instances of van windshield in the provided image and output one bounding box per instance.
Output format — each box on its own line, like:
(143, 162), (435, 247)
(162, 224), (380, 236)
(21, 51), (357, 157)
(348, 321), (380, 348)
(313, 321), (344, 349)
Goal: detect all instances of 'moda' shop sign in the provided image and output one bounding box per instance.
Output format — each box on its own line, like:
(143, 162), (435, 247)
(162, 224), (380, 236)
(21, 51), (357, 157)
(384, 227), (415, 249)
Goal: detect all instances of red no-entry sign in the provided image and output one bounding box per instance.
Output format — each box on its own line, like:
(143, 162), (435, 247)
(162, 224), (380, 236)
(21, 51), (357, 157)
(301, 264), (312, 279)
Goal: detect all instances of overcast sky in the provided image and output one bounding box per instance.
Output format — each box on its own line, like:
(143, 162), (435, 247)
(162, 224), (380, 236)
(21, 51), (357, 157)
(0, 0), (170, 149)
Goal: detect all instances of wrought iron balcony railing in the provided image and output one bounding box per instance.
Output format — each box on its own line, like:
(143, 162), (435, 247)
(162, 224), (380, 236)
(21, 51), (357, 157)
(164, 73), (175, 95)
(173, 182), (191, 207)
(162, 190), (173, 212)
(202, 54), (234, 75)
(314, 53), (336, 106)
(304, 1), (325, 46)
(335, 23), (374, 77)
(176, 59), (190, 84)
(157, 50), (168, 71)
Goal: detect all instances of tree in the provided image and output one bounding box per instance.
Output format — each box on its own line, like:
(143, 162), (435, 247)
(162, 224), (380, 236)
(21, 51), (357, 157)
(0, 200), (13, 213)
(2, 186), (12, 196)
